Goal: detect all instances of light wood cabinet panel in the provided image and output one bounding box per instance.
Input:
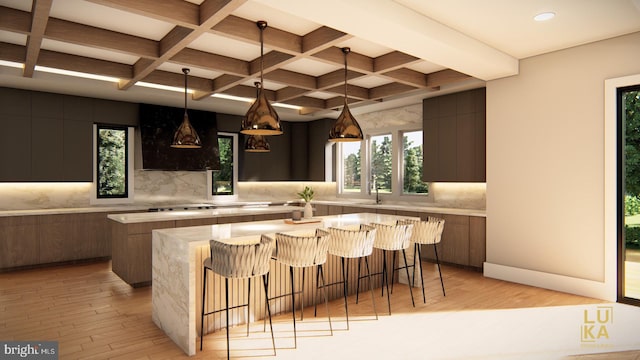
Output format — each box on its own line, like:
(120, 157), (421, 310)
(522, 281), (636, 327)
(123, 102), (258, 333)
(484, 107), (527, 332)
(437, 214), (469, 265)
(313, 204), (329, 216)
(375, 208), (396, 215)
(175, 218), (218, 227)
(0, 216), (39, 268)
(469, 216), (486, 268)
(37, 215), (69, 264)
(218, 215), (254, 224)
(254, 213), (287, 221)
(341, 206), (361, 214)
(328, 205), (343, 215)
(127, 233), (152, 286)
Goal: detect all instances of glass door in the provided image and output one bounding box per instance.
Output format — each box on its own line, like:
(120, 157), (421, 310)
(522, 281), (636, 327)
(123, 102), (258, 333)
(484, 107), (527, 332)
(621, 85), (640, 303)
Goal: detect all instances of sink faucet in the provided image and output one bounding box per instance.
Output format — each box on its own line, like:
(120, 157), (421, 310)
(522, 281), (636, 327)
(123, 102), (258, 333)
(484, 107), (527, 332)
(375, 187), (382, 204)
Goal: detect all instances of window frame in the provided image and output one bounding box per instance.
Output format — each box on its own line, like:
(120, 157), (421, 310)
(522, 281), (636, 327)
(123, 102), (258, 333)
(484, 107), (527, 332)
(208, 132), (239, 203)
(336, 127), (432, 202)
(90, 124), (134, 205)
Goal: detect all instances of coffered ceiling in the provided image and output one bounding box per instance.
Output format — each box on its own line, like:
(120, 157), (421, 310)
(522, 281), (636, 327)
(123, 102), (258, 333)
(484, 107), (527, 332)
(1, 0), (639, 121)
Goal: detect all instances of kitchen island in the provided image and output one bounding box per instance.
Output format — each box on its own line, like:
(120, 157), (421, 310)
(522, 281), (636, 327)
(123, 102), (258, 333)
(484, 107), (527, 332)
(151, 213), (420, 356)
(108, 205), (301, 286)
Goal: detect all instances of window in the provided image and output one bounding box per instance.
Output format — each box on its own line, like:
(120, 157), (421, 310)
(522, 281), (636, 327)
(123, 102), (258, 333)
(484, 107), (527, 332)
(370, 134), (392, 193)
(337, 129), (428, 199)
(209, 132), (238, 200)
(341, 141), (361, 193)
(96, 125), (128, 198)
(402, 130), (429, 194)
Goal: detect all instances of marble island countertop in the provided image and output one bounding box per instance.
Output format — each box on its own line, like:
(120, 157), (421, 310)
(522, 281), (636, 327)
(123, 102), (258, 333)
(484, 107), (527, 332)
(107, 205), (302, 224)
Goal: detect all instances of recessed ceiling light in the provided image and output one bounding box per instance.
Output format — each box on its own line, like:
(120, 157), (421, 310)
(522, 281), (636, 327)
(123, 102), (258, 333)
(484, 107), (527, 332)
(534, 12), (555, 21)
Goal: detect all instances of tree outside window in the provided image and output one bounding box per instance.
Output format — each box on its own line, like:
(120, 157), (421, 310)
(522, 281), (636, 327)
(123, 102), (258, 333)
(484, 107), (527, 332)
(370, 134), (392, 193)
(97, 125), (128, 198)
(403, 130), (429, 194)
(342, 141), (361, 192)
(213, 135), (234, 195)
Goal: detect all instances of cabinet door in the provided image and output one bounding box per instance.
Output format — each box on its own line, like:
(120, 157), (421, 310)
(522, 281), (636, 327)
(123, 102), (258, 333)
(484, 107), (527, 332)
(38, 214), (68, 263)
(469, 216), (486, 268)
(31, 117), (64, 181)
(0, 115), (32, 181)
(422, 214), (470, 266)
(63, 120), (93, 181)
(0, 217), (39, 268)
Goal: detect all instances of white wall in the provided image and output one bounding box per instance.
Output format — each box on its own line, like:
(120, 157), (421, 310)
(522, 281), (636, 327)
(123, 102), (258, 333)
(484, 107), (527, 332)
(485, 31), (640, 301)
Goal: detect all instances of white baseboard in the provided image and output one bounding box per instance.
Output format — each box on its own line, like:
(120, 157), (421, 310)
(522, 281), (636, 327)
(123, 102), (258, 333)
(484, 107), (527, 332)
(484, 262), (616, 302)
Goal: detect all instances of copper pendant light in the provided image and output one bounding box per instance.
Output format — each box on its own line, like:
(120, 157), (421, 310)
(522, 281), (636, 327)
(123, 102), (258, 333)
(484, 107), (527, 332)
(244, 134), (271, 152)
(329, 47), (363, 142)
(241, 20), (282, 136)
(171, 68), (202, 148)
(245, 82), (271, 152)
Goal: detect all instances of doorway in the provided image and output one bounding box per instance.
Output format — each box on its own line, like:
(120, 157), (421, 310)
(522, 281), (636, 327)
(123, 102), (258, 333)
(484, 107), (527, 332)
(619, 85), (640, 304)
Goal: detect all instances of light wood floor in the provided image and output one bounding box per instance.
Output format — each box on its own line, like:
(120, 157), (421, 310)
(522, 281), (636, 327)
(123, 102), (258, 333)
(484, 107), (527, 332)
(0, 260), (615, 359)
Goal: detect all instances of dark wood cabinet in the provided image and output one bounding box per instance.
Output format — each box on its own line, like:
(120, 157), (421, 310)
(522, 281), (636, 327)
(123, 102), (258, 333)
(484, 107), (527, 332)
(423, 88), (486, 182)
(0, 87), (137, 182)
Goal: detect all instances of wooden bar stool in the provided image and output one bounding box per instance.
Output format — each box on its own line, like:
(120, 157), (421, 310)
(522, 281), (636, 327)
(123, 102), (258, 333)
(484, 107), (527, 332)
(269, 228), (333, 348)
(399, 217), (446, 302)
(200, 235), (276, 359)
(369, 222), (414, 315)
(325, 224), (378, 330)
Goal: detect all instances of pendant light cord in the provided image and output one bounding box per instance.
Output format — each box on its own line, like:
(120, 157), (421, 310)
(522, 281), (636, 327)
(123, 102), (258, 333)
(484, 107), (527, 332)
(258, 21), (266, 89)
(342, 47), (350, 104)
(183, 68), (189, 115)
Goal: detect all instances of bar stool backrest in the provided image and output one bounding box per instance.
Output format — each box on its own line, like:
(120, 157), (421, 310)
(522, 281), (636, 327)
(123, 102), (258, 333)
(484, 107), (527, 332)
(209, 235), (274, 279)
(371, 222), (414, 250)
(398, 218), (445, 245)
(327, 224), (376, 258)
(274, 228), (330, 267)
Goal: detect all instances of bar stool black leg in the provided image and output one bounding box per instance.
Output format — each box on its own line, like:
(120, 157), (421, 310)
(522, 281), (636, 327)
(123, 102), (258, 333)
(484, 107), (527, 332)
(225, 278), (230, 360)
(364, 256), (378, 320)
(290, 266), (297, 348)
(381, 250), (387, 297)
(300, 267), (305, 321)
(356, 257), (362, 304)
(401, 249), (415, 307)
(434, 244), (446, 296)
(341, 257), (350, 330)
(200, 268), (207, 351)
(318, 264), (333, 335)
(262, 274), (277, 356)
(415, 243), (426, 303)
(246, 278), (251, 336)
(382, 250), (391, 315)
(391, 251), (397, 294)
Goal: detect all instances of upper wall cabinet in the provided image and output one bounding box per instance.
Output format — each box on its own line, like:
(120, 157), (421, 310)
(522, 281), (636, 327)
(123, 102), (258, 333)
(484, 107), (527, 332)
(0, 88), (137, 182)
(423, 88), (486, 182)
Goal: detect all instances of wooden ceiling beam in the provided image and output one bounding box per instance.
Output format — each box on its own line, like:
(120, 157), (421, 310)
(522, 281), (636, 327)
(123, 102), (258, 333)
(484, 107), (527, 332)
(46, 17), (158, 58)
(264, 69), (316, 90)
(275, 87), (309, 101)
(286, 96), (326, 110)
(212, 15), (301, 54)
(369, 82), (417, 99)
(382, 68), (428, 88)
(38, 49), (132, 79)
(317, 69), (365, 90)
(142, 69), (213, 91)
(23, 0), (53, 78)
(374, 51), (420, 72)
(0, 42), (27, 63)
(325, 84), (370, 100)
(313, 46), (374, 73)
(302, 26), (350, 54)
(0, 6), (31, 34)
(86, 0), (200, 28)
(171, 48), (248, 76)
(118, 0), (245, 90)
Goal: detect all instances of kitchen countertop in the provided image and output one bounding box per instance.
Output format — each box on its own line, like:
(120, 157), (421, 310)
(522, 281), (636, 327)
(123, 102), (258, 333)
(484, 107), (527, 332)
(107, 205), (302, 224)
(0, 199), (485, 218)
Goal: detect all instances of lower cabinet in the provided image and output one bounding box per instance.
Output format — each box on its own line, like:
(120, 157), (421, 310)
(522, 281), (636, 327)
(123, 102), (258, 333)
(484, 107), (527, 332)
(0, 212), (114, 270)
